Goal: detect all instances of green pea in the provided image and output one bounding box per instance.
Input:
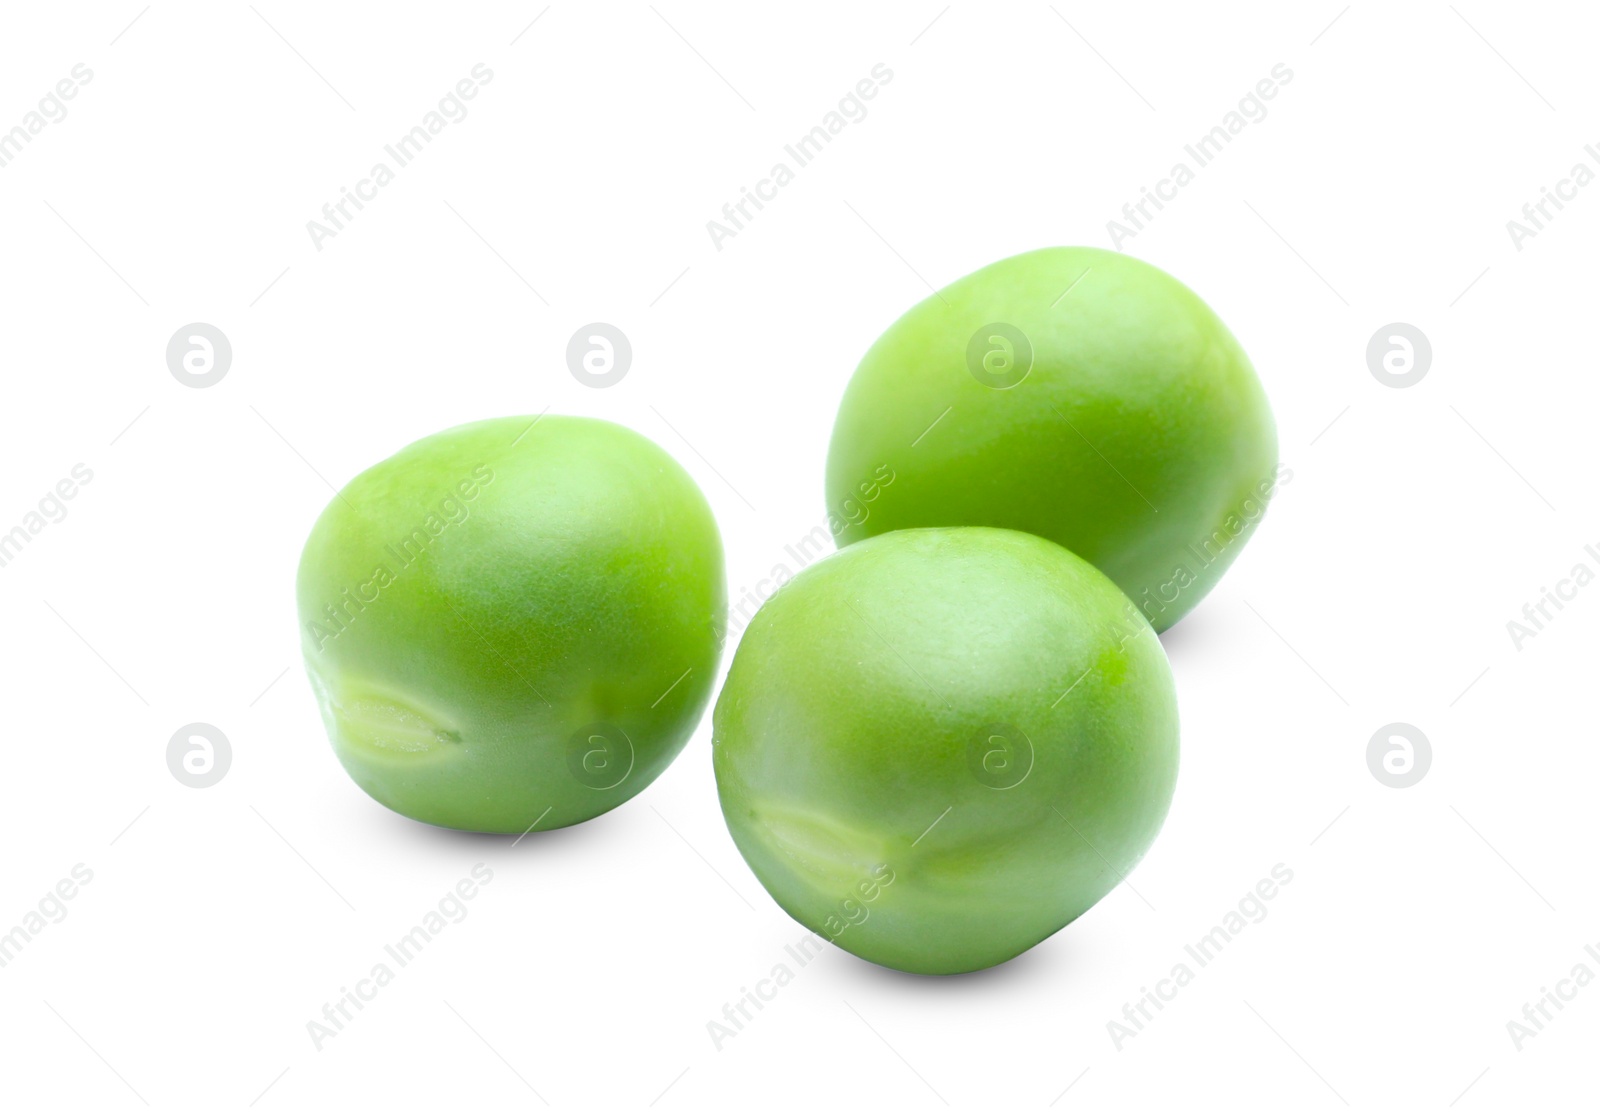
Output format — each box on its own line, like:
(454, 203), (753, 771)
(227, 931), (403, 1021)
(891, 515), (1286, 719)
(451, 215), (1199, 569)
(296, 415), (726, 833)
(826, 246), (1278, 631)
(713, 527), (1178, 975)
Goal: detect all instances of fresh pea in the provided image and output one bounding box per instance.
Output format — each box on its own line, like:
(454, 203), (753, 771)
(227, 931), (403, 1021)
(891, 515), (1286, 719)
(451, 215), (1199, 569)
(297, 415), (725, 832)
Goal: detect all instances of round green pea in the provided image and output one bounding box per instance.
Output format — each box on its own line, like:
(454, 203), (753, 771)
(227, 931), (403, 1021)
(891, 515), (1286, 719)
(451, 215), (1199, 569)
(713, 527), (1178, 975)
(826, 246), (1278, 631)
(296, 415), (726, 833)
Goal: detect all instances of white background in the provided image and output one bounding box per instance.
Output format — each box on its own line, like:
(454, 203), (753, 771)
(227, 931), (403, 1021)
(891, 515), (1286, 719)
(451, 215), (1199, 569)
(0, 2), (1594, 1108)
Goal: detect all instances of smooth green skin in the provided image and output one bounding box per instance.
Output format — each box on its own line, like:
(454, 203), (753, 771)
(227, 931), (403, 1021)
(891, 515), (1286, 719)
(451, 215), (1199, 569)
(713, 527), (1178, 975)
(296, 416), (726, 833)
(826, 246), (1278, 631)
